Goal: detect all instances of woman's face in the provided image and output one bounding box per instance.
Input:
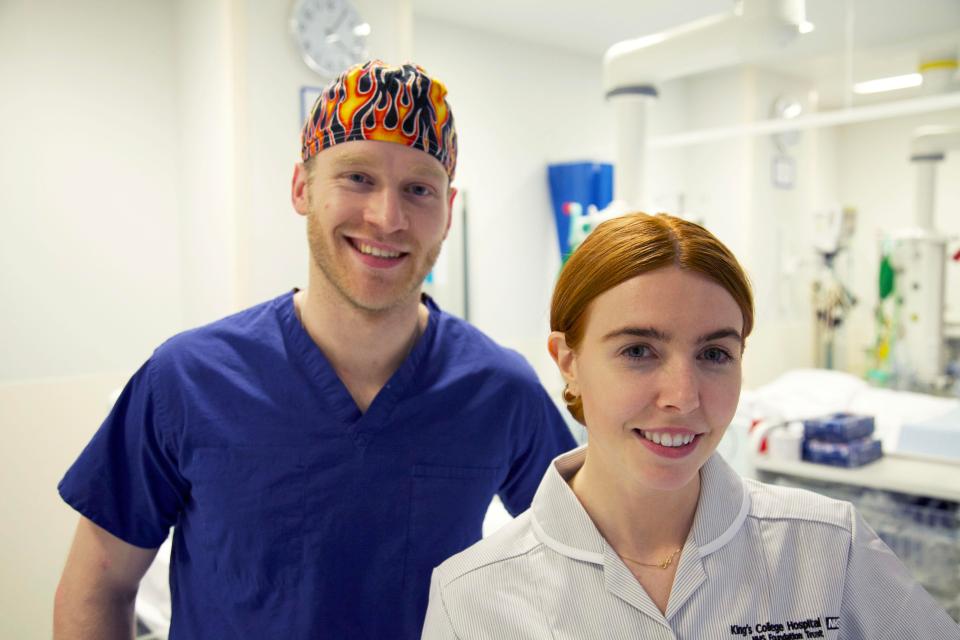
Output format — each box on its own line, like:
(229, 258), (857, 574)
(552, 266), (744, 493)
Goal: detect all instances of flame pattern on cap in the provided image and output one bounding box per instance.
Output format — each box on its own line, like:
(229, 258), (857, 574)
(301, 60), (458, 179)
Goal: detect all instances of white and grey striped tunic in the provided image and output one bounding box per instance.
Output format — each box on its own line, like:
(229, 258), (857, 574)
(422, 446), (959, 639)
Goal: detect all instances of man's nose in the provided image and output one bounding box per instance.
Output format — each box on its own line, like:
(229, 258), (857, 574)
(363, 187), (408, 234)
(656, 360), (700, 415)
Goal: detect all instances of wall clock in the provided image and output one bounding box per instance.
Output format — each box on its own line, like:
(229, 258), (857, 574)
(290, 0), (370, 78)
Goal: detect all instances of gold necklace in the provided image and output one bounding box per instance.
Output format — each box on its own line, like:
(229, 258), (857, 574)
(619, 547), (682, 570)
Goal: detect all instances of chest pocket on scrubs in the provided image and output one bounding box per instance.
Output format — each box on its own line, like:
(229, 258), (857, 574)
(406, 464), (503, 586)
(189, 446), (306, 590)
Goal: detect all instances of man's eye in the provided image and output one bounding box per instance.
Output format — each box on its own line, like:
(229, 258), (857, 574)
(346, 173), (368, 184)
(701, 347), (732, 364)
(408, 184), (433, 197)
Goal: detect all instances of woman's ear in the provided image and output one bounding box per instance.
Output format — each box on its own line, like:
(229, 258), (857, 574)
(547, 331), (578, 394)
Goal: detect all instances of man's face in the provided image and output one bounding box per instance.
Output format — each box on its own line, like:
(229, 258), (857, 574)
(292, 140), (455, 314)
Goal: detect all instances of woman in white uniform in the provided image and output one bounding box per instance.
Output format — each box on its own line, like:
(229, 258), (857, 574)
(421, 212), (959, 640)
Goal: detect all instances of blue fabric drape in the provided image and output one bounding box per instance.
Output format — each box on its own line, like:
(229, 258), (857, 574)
(547, 162), (613, 262)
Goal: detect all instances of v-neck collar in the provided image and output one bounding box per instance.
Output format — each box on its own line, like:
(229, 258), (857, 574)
(530, 445), (750, 625)
(279, 289), (439, 436)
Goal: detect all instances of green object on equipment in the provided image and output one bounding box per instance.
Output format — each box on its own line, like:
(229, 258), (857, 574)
(878, 254), (895, 300)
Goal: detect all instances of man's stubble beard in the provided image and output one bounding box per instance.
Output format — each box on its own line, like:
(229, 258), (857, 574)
(305, 209), (442, 315)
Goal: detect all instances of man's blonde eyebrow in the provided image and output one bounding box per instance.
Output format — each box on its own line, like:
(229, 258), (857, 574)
(330, 150), (447, 183)
(330, 151), (378, 168)
(408, 162), (447, 182)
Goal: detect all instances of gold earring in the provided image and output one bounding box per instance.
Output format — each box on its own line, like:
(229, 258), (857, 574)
(562, 385), (578, 404)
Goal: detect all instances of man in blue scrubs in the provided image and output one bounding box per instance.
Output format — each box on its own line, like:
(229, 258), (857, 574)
(54, 60), (575, 639)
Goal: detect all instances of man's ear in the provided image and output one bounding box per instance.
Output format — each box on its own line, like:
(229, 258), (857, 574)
(443, 186), (458, 238)
(547, 331), (579, 394)
(291, 163), (311, 216)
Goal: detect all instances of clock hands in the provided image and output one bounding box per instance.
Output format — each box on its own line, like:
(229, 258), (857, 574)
(327, 9), (348, 35)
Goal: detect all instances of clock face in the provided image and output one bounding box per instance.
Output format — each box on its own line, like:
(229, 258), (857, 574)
(290, 0), (370, 78)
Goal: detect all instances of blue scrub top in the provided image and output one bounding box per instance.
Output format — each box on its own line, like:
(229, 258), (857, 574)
(59, 291), (576, 639)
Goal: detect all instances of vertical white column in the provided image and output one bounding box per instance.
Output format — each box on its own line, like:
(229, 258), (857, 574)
(913, 159), (938, 231)
(907, 156), (945, 385)
(609, 91), (654, 210)
(896, 235), (947, 385)
(174, 0), (241, 327)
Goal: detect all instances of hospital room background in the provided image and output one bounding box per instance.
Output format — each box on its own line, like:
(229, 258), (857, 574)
(2, 0), (959, 636)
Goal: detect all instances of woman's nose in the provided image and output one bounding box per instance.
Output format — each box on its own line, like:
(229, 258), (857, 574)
(656, 360), (700, 414)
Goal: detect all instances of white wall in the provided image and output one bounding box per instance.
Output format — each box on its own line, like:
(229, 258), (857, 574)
(234, 0), (315, 305)
(0, 0), (183, 381)
(176, 0), (243, 327)
(0, 1), (181, 635)
(0, 373), (129, 639)
(413, 16), (615, 383)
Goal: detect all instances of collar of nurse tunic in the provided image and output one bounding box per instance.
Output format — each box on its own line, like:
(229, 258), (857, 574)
(530, 447), (751, 629)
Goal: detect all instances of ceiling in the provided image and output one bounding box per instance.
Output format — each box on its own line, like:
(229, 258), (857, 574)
(411, 0), (732, 58)
(412, 0), (960, 105)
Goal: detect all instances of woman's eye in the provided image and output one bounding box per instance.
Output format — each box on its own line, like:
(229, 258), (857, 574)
(346, 173), (369, 184)
(622, 345), (652, 360)
(701, 347), (732, 364)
